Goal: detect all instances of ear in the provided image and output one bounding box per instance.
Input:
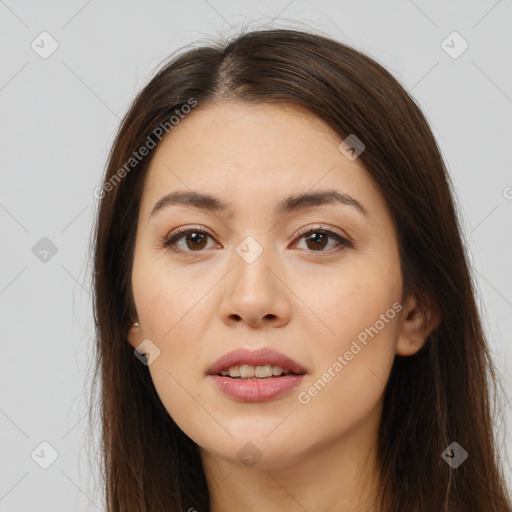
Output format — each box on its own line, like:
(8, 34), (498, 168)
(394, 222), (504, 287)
(127, 321), (143, 350)
(396, 294), (441, 356)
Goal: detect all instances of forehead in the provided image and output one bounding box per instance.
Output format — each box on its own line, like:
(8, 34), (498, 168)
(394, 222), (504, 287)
(164, 102), (336, 160)
(139, 101), (385, 221)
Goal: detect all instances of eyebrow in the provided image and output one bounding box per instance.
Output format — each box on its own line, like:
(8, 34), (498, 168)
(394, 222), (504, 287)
(149, 189), (369, 219)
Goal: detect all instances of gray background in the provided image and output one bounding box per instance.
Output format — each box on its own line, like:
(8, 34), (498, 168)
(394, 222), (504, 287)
(1, 1), (511, 510)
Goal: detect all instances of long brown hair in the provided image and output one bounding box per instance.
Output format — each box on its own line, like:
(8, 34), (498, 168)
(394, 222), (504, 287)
(89, 28), (512, 510)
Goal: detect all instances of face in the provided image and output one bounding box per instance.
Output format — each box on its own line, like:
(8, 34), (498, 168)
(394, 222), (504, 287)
(128, 101), (420, 470)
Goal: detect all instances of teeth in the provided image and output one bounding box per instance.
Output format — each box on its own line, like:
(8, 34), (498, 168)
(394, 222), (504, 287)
(272, 365), (283, 376)
(255, 365), (273, 378)
(239, 364), (255, 378)
(219, 364), (293, 378)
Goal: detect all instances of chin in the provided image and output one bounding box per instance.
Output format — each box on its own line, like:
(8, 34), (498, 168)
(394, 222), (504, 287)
(197, 429), (313, 471)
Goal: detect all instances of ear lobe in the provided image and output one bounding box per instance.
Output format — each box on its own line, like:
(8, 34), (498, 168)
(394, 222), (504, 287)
(127, 321), (142, 349)
(396, 295), (441, 356)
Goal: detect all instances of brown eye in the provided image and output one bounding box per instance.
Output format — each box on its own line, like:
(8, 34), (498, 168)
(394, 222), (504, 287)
(294, 227), (352, 253)
(162, 225), (352, 255)
(163, 228), (216, 252)
(181, 231), (209, 251)
(304, 231), (329, 251)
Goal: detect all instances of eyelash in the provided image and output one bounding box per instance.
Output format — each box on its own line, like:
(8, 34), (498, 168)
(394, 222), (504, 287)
(161, 225), (353, 255)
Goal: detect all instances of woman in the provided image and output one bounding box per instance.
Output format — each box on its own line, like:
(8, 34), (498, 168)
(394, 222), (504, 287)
(90, 28), (512, 511)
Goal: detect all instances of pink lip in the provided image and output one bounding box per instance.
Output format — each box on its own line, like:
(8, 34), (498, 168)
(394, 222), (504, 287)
(209, 374), (306, 402)
(206, 347), (308, 376)
(206, 347), (308, 403)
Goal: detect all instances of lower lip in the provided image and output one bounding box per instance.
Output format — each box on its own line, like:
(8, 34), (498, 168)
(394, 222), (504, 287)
(209, 374), (306, 402)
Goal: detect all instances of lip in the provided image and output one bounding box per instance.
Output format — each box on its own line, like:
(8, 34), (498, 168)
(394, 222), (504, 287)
(206, 347), (308, 403)
(209, 374), (306, 402)
(206, 347), (308, 376)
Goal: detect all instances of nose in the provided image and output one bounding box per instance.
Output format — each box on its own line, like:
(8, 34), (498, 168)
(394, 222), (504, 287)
(218, 246), (292, 329)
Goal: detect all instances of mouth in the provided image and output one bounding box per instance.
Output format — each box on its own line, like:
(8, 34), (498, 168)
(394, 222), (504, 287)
(207, 346), (308, 378)
(217, 364), (302, 379)
(206, 347), (308, 402)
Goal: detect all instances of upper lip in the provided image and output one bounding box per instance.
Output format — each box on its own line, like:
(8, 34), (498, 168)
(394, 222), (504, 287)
(207, 347), (308, 375)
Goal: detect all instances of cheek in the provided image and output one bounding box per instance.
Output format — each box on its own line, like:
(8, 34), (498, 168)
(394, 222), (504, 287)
(304, 252), (402, 352)
(296, 255), (401, 412)
(131, 254), (216, 434)
(132, 249), (212, 341)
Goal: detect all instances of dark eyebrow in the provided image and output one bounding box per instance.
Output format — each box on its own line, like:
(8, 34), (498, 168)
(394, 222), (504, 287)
(149, 189), (369, 219)
(274, 190), (368, 218)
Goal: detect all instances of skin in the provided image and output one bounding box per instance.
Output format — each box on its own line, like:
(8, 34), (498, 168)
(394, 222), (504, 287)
(127, 101), (439, 512)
